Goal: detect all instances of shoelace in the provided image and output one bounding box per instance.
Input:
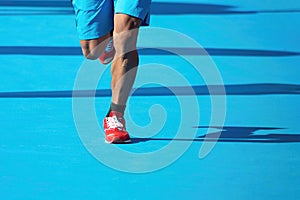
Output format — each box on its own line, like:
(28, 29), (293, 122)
(106, 116), (124, 130)
(105, 39), (114, 52)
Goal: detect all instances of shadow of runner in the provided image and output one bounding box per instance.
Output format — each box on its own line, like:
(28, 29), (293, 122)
(130, 126), (300, 143)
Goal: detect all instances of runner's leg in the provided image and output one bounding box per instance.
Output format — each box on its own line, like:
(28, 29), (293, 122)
(110, 14), (141, 107)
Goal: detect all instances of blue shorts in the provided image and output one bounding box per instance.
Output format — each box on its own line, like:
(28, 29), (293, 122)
(72, 0), (152, 40)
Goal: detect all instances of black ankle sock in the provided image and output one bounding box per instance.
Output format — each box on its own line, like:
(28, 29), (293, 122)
(106, 107), (111, 117)
(106, 102), (126, 117)
(110, 102), (126, 114)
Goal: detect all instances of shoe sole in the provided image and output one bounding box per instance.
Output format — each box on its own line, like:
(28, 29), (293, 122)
(101, 57), (114, 65)
(105, 138), (131, 144)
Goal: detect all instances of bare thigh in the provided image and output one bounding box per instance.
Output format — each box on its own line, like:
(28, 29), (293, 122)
(113, 14), (142, 56)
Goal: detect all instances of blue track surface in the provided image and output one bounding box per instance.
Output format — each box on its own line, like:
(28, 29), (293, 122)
(1, 0), (300, 199)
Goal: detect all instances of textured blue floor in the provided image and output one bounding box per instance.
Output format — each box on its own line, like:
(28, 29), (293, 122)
(1, 0), (300, 199)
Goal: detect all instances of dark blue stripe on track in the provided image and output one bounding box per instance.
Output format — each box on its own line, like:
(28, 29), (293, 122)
(0, 1), (299, 15)
(0, 84), (299, 98)
(0, 46), (299, 57)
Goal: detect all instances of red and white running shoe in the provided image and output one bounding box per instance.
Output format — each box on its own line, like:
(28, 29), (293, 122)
(103, 111), (131, 143)
(99, 38), (115, 64)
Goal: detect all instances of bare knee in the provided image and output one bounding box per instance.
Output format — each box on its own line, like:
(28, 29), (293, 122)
(81, 48), (98, 60)
(113, 32), (137, 55)
(80, 33), (111, 60)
